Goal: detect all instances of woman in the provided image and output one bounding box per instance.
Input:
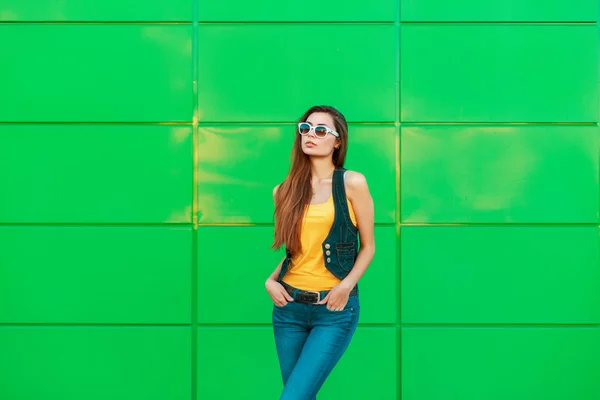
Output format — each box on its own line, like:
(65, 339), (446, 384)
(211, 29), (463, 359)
(265, 105), (375, 399)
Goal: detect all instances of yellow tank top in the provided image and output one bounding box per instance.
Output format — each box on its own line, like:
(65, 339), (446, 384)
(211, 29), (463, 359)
(282, 194), (357, 291)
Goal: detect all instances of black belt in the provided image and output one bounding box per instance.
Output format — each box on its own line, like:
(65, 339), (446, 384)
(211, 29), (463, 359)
(280, 282), (358, 304)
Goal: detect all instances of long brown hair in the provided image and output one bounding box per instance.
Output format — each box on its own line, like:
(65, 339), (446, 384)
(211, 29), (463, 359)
(271, 105), (349, 255)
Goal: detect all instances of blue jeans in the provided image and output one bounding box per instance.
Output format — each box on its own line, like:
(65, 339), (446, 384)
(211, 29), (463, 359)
(272, 294), (360, 399)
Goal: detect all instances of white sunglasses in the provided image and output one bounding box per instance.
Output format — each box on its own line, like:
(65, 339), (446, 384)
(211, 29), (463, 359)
(298, 122), (339, 139)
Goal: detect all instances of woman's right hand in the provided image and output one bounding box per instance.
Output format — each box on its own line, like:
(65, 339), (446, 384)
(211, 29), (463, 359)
(265, 278), (294, 307)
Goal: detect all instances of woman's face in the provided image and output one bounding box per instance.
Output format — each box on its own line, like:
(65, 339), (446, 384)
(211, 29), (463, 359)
(300, 112), (340, 158)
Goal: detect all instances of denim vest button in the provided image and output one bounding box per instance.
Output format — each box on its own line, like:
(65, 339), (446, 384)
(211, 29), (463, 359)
(326, 250), (331, 256)
(327, 257), (331, 263)
(325, 244), (331, 249)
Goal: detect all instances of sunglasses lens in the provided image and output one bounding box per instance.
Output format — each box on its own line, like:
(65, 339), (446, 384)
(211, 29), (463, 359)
(314, 126), (327, 138)
(299, 123), (311, 135)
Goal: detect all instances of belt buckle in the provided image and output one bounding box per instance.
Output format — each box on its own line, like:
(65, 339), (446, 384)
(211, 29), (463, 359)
(300, 290), (320, 304)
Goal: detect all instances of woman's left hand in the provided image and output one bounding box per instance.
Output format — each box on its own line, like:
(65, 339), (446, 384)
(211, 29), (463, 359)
(318, 283), (353, 311)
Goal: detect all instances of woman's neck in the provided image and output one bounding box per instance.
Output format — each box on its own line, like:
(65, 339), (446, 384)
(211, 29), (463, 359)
(310, 158), (335, 181)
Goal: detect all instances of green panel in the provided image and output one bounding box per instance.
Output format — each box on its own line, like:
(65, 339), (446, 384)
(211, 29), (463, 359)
(0, 327), (191, 400)
(348, 125), (397, 223)
(0, 25), (192, 122)
(198, 124), (395, 223)
(0, 125), (192, 223)
(401, 125), (599, 223)
(0, 226), (192, 323)
(400, 25), (598, 122)
(197, 327), (396, 400)
(401, 226), (600, 324)
(0, 0), (192, 21)
(197, 328), (283, 399)
(356, 226), (397, 324)
(197, 226), (396, 324)
(401, 0), (598, 21)
(402, 328), (600, 400)
(197, 226), (283, 325)
(197, 125), (291, 224)
(199, 0), (394, 21)
(197, 25), (396, 122)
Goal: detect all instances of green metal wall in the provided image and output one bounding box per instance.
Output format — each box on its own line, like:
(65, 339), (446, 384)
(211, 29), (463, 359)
(0, 1), (599, 399)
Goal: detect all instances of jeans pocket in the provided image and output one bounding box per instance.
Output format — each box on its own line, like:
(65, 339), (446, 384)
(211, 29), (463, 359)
(274, 301), (291, 309)
(325, 297), (354, 313)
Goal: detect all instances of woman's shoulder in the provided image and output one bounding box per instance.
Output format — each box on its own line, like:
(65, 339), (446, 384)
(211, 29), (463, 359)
(342, 170), (368, 188)
(342, 170), (369, 201)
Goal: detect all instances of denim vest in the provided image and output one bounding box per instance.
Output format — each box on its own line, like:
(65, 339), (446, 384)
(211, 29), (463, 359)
(278, 168), (359, 282)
